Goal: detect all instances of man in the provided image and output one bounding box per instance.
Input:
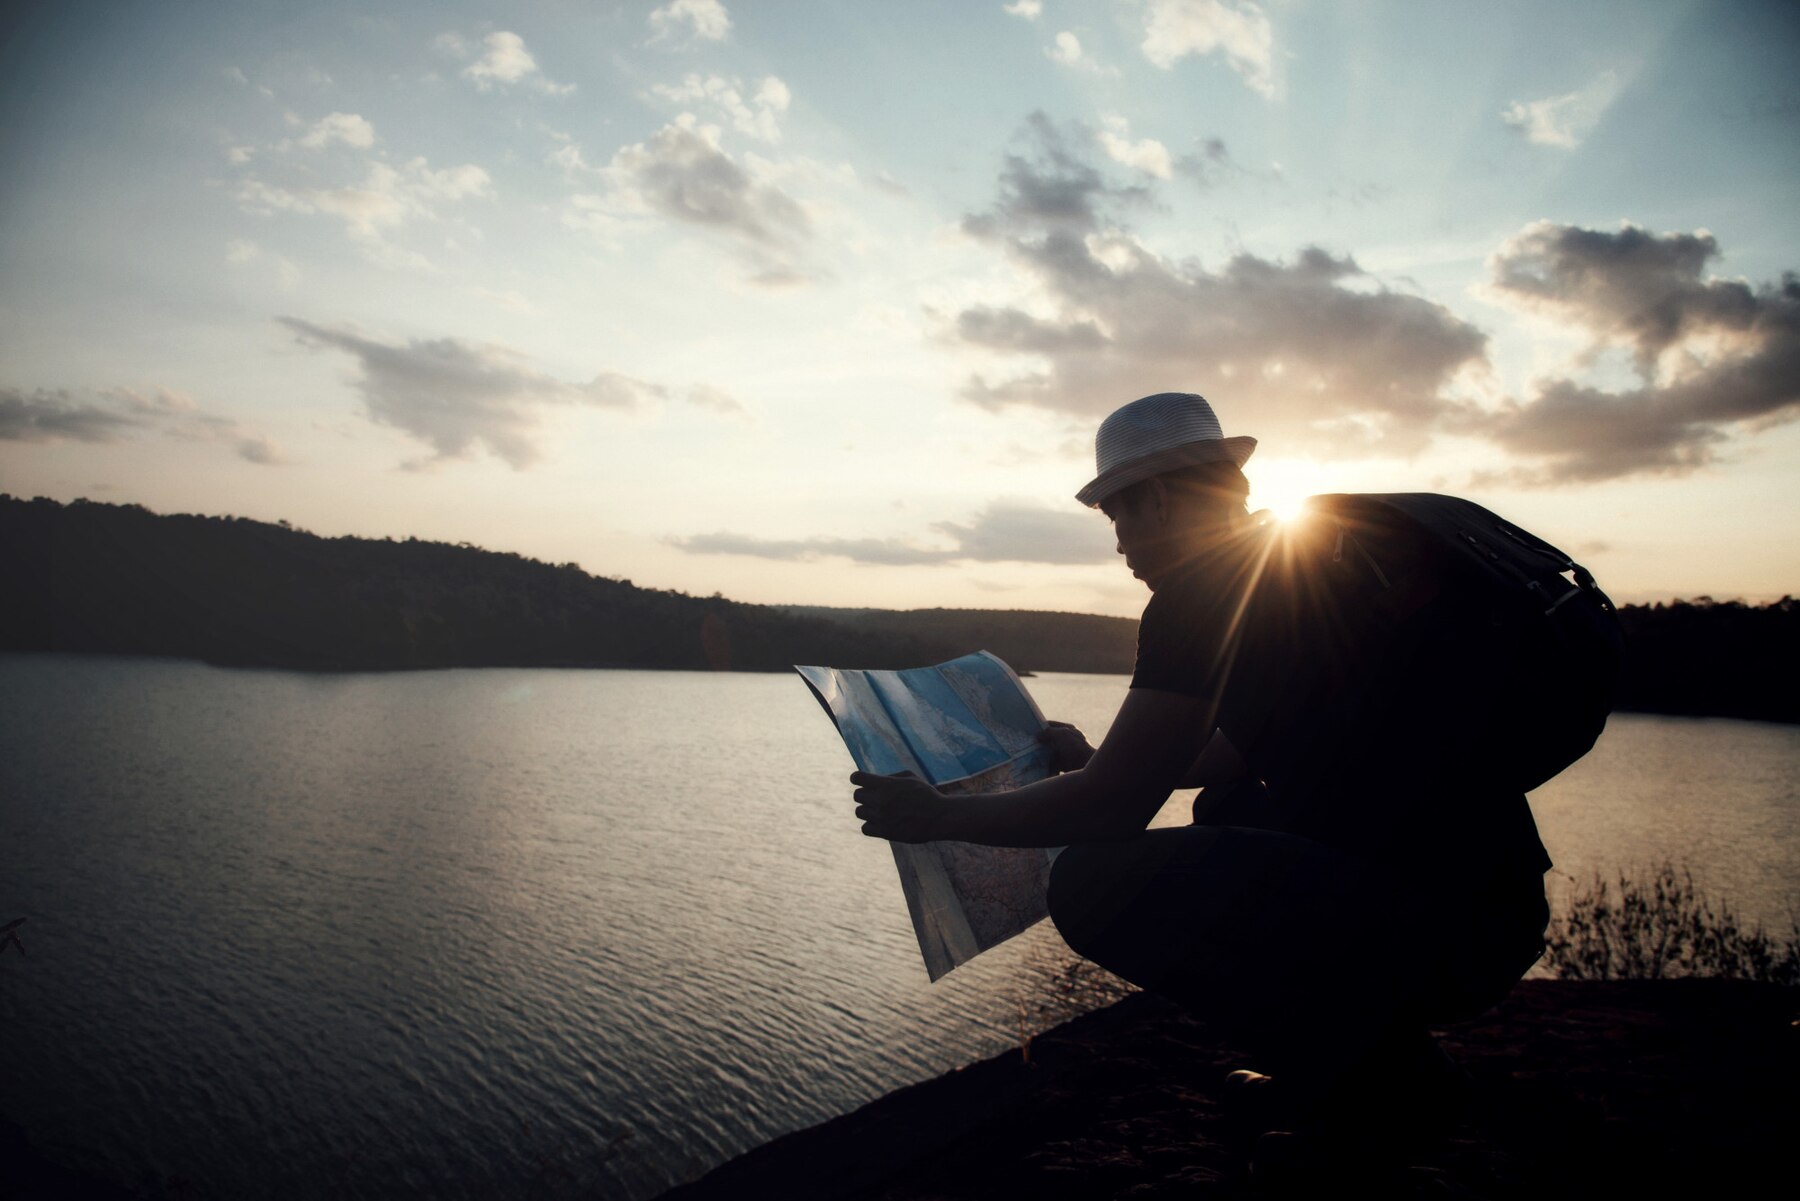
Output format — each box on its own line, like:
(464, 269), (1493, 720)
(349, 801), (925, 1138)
(850, 392), (1551, 1162)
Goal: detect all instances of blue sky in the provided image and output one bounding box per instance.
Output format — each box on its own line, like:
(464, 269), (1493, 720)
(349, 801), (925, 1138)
(2, 0), (1796, 615)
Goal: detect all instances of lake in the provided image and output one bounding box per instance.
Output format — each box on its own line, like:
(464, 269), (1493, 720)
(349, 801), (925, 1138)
(2, 655), (1795, 1199)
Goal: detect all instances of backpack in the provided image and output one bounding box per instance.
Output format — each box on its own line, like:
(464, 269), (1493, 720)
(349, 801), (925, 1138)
(1301, 493), (1625, 793)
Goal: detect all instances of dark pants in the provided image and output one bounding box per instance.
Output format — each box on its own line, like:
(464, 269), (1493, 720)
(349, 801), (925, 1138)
(1047, 825), (1548, 1090)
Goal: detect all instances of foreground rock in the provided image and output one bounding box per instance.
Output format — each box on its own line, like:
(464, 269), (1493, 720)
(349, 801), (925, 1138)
(659, 978), (1797, 1198)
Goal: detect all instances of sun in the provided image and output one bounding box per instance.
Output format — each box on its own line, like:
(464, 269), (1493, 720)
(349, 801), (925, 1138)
(1251, 481), (1313, 524)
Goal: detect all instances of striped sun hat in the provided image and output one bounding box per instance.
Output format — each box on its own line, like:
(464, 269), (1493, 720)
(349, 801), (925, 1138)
(1075, 392), (1257, 507)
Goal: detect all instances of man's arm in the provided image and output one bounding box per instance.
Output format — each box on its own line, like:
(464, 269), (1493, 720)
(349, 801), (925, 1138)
(851, 688), (1212, 848)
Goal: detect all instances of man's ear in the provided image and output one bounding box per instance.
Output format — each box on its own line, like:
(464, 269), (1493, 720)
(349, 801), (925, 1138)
(1145, 476), (1171, 524)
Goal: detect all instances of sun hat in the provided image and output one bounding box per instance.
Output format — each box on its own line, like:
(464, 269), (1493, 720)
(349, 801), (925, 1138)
(1075, 392), (1257, 507)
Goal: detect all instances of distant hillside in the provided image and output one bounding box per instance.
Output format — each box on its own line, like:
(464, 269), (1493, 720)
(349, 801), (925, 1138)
(0, 495), (948, 672)
(780, 606), (1138, 675)
(2, 495), (1793, 723)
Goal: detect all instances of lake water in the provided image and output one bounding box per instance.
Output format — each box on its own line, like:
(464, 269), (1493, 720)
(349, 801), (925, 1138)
(2, 655), (1796, 1200)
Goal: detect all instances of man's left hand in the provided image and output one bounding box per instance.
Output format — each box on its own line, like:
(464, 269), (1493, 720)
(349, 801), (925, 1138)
(850, 771), (952, 843)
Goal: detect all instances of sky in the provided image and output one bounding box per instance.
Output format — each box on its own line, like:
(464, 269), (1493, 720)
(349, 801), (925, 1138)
(1, 0), (1796, 618)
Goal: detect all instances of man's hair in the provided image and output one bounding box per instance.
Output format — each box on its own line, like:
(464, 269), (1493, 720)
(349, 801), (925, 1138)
(1107, 461), (1250, 516)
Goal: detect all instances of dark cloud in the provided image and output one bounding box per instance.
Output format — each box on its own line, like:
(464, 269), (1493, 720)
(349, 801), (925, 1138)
(1477, 222), (1800, 481)
(962, 111), (1151, 240)
(614, 121), (806, 243)
(0, 388), (139, 443)
(950, 116), (1488, 456)
(672, 499), (1113, 567)
(1489, 222), (1763, 371)
(1, 385), (288, 464)
(280, 318), (667, 469)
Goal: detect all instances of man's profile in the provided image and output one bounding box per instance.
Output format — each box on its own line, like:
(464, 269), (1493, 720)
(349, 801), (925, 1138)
(850, 392), (1557, 1173)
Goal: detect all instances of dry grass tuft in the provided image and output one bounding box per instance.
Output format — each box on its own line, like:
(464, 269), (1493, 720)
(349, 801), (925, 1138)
(1544, 863), (1800, 986)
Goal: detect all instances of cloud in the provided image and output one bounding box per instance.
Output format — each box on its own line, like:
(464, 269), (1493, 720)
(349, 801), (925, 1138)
(649, 0), (732, 43)
(298, 112), (375, 150)
(1047, 31), (1085, 66)
(0, 385), (287, 463)
(569, 115), (813, 281)
(459, 30), (574, 95)
(279, 318), (672, 469)
(651, 73), (791, 142)
(0, 388), (138, 443)
(104, 387), (293, 464)
(224, 237), (302, 290)
(684, 384), (747, 415)
(1473, 221), (1800, 481)
(1096, 115), (1173, 178)
(1138, 0), (1276, 98)
(1501, 70), (1620, 149)
(1004, 1), (1043, 18)
(672, 499), (1113, 566)
(962, 112), (1152, 239)
(951, 115), (1487, 456)
(236, 156), (491, 241)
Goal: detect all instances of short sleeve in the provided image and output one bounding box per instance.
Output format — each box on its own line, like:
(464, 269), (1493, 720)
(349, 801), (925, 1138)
(1129, 565), (1227, 699)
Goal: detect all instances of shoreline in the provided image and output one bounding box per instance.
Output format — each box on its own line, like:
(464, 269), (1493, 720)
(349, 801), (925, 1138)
(657, 978), (1798, 1198)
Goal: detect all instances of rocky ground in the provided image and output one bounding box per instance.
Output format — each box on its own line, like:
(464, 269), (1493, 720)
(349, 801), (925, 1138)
(658, 978), (1799, 1199)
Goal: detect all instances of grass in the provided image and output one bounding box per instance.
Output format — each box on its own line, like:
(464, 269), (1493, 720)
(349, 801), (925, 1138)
(1544, 863), (1800, 986)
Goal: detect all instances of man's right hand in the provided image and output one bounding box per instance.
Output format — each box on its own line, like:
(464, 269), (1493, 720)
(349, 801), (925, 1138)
(1038, 720), (1097, 773)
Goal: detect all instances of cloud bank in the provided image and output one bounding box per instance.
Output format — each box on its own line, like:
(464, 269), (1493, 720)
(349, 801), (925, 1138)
(952, 114), (1487, 457)
(673, 499), (1113, 566)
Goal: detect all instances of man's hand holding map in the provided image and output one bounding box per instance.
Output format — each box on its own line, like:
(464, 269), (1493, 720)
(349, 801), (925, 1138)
(794, 652), (1061, 981)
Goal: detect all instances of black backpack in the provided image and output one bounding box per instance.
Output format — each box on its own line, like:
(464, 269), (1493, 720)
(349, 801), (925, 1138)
(1302, 493), (1625, 793)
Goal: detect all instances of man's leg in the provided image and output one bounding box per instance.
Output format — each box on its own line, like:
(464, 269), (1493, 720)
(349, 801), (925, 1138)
(1046, 826), (1537, 1135)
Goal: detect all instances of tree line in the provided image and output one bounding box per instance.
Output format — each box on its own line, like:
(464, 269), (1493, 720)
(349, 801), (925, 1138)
(2, 495), (1793, 723)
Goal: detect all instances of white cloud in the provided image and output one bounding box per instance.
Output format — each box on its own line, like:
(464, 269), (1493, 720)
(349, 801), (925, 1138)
(298, 112), (376, 151)
(1004, 1), (1043, 19)
(236, 157), (491, 240)
(223, 66), (249, 86)
(651, 73), (791, 143)
(223, 238), (301, 290)
(1139, 0), (1276, 98)
(456, 30), (574, 95)
(1047, 31), (1084, 66)
(1501, 70), (1621, 149)
(1096, 116), (1173, 178)
(649, 0), (732, 43)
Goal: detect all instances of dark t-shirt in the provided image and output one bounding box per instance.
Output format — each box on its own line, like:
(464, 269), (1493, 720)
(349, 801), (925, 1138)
(1130, 515), (1551, 882)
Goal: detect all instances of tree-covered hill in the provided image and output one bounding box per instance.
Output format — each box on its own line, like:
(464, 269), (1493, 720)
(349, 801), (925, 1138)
(2, 495), (1794, 723)
(0, 495), (948, 672)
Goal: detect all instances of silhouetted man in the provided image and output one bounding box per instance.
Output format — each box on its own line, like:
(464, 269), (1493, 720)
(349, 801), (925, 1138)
(851, 392), (1550, 1167)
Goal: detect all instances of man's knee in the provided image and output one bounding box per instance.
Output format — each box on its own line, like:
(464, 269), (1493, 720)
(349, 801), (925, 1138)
(1046, 842), (1113, 958)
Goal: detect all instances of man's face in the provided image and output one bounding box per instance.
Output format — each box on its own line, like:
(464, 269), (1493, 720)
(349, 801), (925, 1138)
(1100, 485), (1174, 591)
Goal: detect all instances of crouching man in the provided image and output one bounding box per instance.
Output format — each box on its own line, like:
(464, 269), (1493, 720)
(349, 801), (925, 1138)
(850, 392), (1551, 1168)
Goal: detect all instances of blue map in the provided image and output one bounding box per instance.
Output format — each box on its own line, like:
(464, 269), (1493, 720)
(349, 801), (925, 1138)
(797, 651), (1058, 980)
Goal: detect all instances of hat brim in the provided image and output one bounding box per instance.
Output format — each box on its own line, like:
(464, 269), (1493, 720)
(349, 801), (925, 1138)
(1075, 436), (1257, 508)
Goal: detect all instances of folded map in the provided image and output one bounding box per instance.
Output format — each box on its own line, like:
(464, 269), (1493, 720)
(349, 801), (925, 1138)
(795, 651), (1058, 981)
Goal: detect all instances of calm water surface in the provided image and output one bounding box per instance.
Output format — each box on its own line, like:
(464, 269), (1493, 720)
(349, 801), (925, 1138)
(2, 655), (1795, 1199)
